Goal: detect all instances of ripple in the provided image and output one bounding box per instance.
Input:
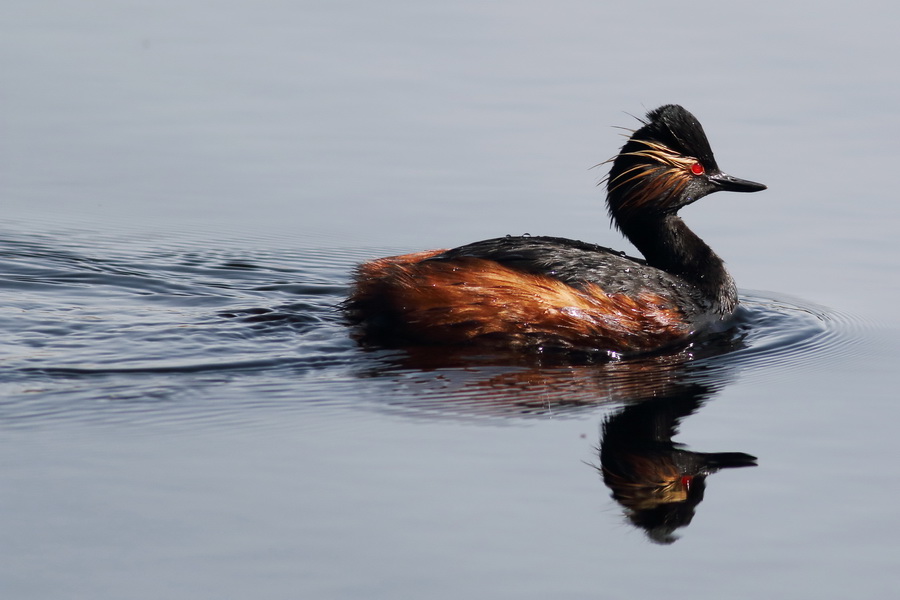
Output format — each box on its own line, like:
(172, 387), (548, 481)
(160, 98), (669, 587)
(0, 228), (881, 429)
(720, 289), (874, 376)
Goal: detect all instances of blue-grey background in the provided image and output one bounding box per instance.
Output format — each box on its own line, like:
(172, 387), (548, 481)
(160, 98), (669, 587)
(2, 1), (899, 598)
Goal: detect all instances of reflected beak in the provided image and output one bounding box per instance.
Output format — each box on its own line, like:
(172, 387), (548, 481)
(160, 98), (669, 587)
(708, 172), (767, 193)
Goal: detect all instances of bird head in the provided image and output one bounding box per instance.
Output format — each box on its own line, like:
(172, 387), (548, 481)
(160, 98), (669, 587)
(605, 104), (766, 229)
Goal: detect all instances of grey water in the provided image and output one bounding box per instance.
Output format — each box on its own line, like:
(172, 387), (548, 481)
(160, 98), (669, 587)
(3, 1), (900, 598)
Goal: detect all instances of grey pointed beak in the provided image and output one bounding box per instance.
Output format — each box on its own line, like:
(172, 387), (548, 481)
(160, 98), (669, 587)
(709, 172), (767, 193)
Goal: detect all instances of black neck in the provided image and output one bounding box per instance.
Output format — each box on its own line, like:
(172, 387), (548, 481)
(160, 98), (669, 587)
(620, 214), (737, 314)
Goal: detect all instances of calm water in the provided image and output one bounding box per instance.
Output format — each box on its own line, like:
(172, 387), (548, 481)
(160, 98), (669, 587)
(4, 1), (900, 599)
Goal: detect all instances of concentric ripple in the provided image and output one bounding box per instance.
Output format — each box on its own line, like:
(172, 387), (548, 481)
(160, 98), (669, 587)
(723, 290), (873, 375)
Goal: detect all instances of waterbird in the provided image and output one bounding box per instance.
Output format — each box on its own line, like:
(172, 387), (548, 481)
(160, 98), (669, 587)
(346, 104), (766, 356)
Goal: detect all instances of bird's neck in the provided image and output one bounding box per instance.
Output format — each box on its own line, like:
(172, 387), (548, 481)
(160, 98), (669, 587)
(620, 214), (737, 314)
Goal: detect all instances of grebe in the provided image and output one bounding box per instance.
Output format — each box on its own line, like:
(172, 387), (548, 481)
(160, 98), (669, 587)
(346, 104), (766, 355)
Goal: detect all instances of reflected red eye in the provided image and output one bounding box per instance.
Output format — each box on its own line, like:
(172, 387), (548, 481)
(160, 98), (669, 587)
(690, 162), (705, 176)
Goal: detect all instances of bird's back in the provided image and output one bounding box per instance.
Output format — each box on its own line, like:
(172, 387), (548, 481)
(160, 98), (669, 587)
(346, 236), (710, 354)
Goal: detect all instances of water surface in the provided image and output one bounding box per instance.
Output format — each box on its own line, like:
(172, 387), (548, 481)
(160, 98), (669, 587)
(4, 1), (900, 599)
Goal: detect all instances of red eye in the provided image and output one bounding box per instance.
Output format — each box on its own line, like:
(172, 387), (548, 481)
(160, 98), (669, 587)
(690, 162), (705, 175)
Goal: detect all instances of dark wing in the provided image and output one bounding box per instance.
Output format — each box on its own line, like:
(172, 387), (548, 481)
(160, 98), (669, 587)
(428, 235), (685, 296)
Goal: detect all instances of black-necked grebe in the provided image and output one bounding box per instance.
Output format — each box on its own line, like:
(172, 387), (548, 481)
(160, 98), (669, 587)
(346, 104), (766, 354)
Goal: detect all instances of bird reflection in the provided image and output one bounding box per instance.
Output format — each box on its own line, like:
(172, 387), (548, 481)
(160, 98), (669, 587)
(360, 325), (758, 543)
(599, 391), (756, 544)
